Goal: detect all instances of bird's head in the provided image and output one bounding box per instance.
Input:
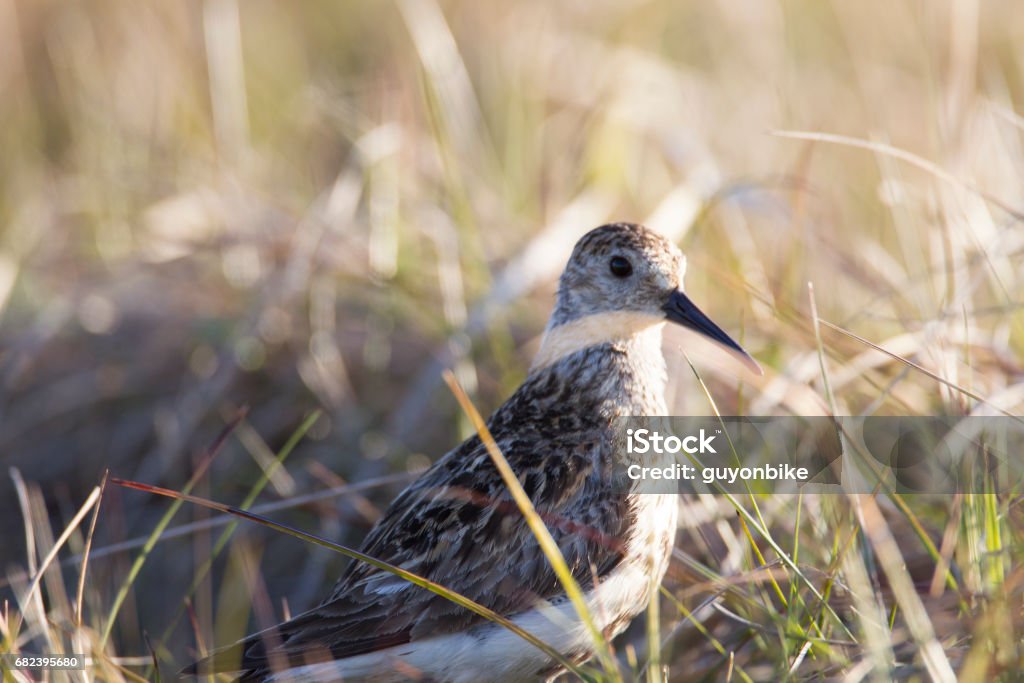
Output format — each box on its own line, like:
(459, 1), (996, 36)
(536, 222), (760, 373)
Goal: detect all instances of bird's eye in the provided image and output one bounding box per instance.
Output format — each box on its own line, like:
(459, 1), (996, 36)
(609, 256), (633, 278)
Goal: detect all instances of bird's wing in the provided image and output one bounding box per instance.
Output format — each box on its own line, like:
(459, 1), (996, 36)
(192, 398), (631, 677)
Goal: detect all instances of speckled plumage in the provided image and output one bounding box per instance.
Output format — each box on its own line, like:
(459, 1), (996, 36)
(187, 223), (753, 683)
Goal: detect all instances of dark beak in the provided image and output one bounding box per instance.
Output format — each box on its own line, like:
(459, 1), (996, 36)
(663, 290), (762, 375)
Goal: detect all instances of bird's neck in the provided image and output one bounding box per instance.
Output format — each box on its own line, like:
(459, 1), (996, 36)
(532, 312), (665, 372)
(529, 313), (668, 417)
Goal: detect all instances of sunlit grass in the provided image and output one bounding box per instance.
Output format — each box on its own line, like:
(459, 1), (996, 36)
(2, 0), (1024, 680)
(442, 370), (620, 681)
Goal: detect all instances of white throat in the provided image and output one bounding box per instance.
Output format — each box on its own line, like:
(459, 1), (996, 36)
(531, 311), (666, 371)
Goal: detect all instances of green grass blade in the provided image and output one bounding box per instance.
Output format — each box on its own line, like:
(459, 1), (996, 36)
(151, 411), (321, 664)
(100, 410), (247, 647)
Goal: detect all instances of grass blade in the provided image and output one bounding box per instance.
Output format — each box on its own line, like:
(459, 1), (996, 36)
(101, 409), (247, 647)
(11, 484), (101, 637)
(154, 410), (322, 654)
(443, 369), (621, 679)
(76, 470), (108, 627)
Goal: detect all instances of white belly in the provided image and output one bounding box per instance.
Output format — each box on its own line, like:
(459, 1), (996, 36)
(267, 495), (678, 683)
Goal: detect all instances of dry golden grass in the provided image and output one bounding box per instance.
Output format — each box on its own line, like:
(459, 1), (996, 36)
(1, 1), (1023, 680)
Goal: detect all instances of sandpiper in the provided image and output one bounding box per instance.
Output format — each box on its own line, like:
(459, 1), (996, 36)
(187, 222), (757, 682)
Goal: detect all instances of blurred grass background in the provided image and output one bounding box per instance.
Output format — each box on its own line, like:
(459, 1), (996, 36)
(2, 0), (1024, 680)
